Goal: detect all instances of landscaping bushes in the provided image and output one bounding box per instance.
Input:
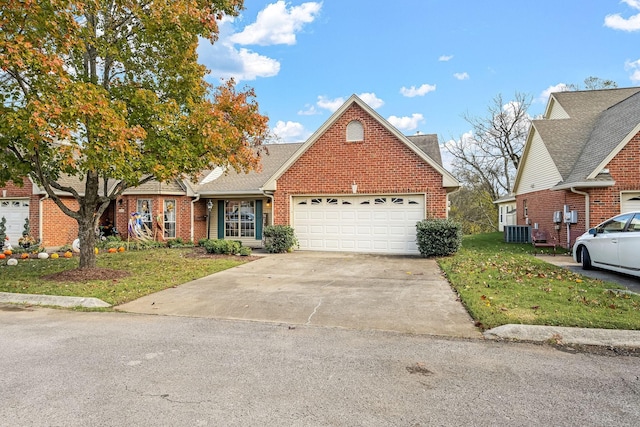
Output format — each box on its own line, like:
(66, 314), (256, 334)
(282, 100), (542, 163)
(201, 239), (242, 255)
(263, 225), (298, 253)
(416, 218), (462, 257)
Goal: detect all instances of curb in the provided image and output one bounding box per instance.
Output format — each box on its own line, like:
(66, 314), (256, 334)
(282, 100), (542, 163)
(484, 324), (640, 348)
(0, 292), (111, 308)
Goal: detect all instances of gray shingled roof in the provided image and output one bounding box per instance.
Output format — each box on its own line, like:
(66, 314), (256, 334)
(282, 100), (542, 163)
(406, 134), (442, 166)
(194, 143), (302, 194)
(563, 90), (640, 185)
(539, 87), (640, 186)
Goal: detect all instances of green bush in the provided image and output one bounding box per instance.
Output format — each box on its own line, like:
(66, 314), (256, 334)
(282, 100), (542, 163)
(416, 218), (462, 257)
(202, 239), (241, 255)
(238, 246), (252, 256)
(166, 237), (194, 248)
(263, 225), (298, 253)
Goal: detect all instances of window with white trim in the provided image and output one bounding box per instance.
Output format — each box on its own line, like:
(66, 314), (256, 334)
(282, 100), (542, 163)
(163, 200), (176, 239)
(225, 200), (255, 238)
(137, 199), (153, 231)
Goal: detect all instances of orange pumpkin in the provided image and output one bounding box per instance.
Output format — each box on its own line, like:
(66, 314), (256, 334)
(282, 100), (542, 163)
(20, 253), (29, 259)
(108, 247), (117, 253)
(4, 249), (12, 256)
(118, 246), (125, 252)
(63, 251), (73, 258)
(0, 253), (5, 259)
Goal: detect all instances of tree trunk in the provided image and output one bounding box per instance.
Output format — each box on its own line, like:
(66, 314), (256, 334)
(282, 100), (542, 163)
(78, 171), (100, 269)
(78, 213), (97, 269)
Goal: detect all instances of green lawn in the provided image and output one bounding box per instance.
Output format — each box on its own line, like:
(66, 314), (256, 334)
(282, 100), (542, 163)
(0, 248), (248, 307)
(438, 233), (640, 330)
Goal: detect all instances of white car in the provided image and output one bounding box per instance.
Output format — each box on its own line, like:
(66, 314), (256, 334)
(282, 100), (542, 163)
(572, 211), (640, 277)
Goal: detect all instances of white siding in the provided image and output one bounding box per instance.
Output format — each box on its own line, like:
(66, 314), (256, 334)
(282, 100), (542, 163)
(516, 130), (563, 195)
(547, 98), (569, 119)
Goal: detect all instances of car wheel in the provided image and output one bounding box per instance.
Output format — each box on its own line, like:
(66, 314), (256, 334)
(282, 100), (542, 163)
(581, 246), (592, 270)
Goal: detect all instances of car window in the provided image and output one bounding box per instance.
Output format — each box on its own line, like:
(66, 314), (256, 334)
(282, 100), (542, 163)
(628, 214), (640, 232)
(597, 213), (633, 233)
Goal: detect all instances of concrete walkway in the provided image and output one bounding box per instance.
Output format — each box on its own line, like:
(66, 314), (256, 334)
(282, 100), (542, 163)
(116, 251), (481, 338)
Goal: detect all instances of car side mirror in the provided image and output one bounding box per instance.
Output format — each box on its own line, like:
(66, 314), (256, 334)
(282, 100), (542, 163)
(588, 228), (597, 236)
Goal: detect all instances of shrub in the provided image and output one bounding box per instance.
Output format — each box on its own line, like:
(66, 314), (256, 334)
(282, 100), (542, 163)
(416, 218), (462, 257)
(166, 237), (194, 248)
(238, 246), (252, 256)
(263, 225), (298, 253)
(202, 239), (241, 255)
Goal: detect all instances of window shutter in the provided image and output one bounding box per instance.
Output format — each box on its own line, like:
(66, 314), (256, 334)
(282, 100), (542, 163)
(217, 200), (224, 239)
(256, 200), (263, 240)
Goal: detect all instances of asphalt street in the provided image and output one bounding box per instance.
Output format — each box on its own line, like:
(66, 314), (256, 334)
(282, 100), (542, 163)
(1, 306), (640, 426)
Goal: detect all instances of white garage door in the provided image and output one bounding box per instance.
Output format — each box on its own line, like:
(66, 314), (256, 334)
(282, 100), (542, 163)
(621, 193), (640, 213)
(292, 195), (424, 254)
(0, 199), (30, 246)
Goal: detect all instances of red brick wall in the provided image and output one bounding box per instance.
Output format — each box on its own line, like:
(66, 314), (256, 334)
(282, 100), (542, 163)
(273, 103), (448, 224)
(516, 130), (640, 248)
(114, 196), (204, 243)
(41, 198), (79, 246)
(4, 181), (213, 246)
(516, 190), (585, 249)
(590, 131), (640, 223)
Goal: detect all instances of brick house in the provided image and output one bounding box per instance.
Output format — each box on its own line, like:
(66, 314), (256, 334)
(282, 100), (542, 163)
(0, 95), (459, 254)
(512, 87), (640, 249)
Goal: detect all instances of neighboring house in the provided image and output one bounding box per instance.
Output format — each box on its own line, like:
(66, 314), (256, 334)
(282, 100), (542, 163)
(513, 87), (640, 249)
(494, 194), (517, 232)
(0, 95), (459, 254)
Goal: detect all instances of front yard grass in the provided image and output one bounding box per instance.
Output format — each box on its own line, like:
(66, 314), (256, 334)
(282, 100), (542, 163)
(439, 233), (640, 330)
(0, 248), (249, 306)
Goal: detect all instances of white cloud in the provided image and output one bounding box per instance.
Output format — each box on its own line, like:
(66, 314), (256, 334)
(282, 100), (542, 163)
(271, 120), (310, 142)
(200, 41), (281, 81)
(538, 83), (570, 103)
(297, 104), (319, 115)
(317, 95), (345, 112)
(439, 55), (453, 62)
(357, 92), (384, 108)
(315, 93), (383, 113)
(387, 113), (424, 131)
(604, 0), (640, 31)
(199, 2), (321, 82)
(400, 84), (436, 97)
(231, 1), (322, 46)
(626, 59), (640, 83)
(453, 72), (469, 80)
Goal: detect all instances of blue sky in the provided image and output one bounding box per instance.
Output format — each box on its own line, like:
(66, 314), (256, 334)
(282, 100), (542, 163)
(197, 0), (640, 144)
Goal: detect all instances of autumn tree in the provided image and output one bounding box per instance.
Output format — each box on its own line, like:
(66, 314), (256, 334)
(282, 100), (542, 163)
(0, 1), (269, 268)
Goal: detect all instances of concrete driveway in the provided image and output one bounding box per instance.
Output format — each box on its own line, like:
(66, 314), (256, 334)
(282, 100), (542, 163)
(116, 251), (480, 338)
(539, 254), (640, 294)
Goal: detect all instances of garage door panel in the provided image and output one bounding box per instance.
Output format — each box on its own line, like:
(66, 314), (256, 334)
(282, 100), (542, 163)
(0, 199), (30, 245)
(293, 195), (423, 255)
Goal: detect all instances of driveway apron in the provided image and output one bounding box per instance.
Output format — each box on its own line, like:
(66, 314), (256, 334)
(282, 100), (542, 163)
(116, 252), (480, 338)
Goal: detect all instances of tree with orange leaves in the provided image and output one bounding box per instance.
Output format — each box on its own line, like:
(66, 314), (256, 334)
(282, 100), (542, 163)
(0, 1), (269, 268)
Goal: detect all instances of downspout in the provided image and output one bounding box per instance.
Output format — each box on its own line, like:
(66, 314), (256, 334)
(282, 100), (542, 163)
(262, 190), (275, 225)
(39, 194), (49, 247)
(190, 194), (200, 243)
(570, 187), (589, 250)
